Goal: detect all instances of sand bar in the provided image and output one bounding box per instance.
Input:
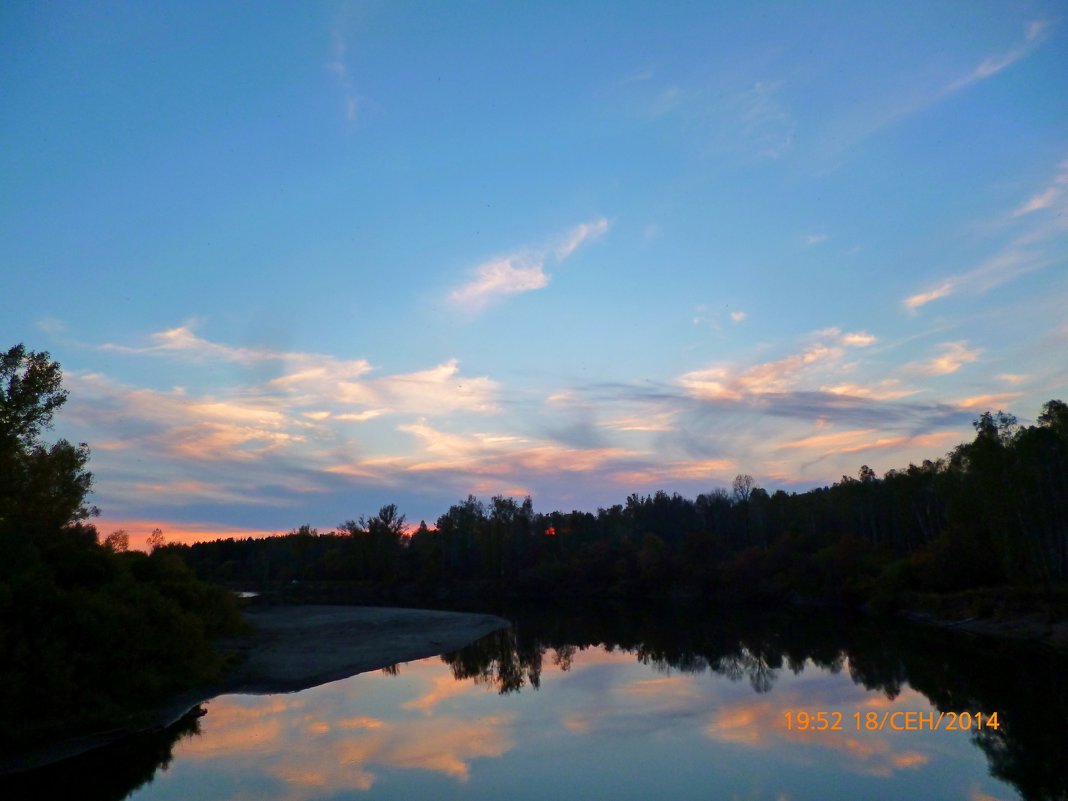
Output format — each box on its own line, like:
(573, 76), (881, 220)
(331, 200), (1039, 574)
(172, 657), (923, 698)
(2, 605), (509, 775)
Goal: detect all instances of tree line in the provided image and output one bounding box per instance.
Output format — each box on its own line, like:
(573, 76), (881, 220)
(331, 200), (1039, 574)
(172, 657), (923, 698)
(172, 399), (1068, 610)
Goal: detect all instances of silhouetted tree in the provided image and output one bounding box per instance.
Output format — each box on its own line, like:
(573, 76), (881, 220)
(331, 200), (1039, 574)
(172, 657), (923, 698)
(103, 529), (130, 552)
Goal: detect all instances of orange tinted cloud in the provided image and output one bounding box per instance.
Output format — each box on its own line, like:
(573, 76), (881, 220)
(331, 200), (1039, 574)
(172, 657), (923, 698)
(955, 392), (1023, 410)
(679, 329), (877, 401)
(907, 341), (981, 376)
(777, 430), (959, 458)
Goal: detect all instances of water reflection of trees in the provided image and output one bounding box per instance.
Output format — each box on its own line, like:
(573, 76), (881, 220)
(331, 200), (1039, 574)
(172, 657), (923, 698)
(9, 606), (1065, 801)
(0, 707), (203, 801)
(440, 603), (1068, 801)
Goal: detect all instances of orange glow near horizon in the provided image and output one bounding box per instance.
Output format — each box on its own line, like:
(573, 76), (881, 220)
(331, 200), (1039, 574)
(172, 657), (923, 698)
(94, 518), (295, 551)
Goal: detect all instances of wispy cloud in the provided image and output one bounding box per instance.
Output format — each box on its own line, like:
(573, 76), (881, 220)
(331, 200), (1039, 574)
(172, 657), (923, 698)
(944, 19), (1048, 94)
(822, 380), (915, 401)
(679, 329), (878, 401)
(955, 392), (1023, 410)
(555, 218), (610, 260)
(36, 316), (67, 335)
(736, 80), (795, 161)
(903, 282), (955, 312)
(328, 32), (359, 124)
(449, 218), (609, 312)
(1012, 159), (1068, 217)
(907, 341), (981, 376)
(778, 429), (959, 458)
(729, 311), (747, 324)
(814, 20), (1049, 167)
(904, 155), (1067, 312)
(102, 323), (365, 369)
(804, 233), (828, 247)
(448, 256), (550, 311)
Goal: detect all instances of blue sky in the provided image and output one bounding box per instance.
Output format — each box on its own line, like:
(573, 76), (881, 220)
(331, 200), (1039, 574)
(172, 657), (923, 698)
(3, 1), (1066, 546)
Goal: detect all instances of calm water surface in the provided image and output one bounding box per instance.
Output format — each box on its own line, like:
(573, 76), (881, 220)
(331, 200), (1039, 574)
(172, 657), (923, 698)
(10, 606), (1068, 800)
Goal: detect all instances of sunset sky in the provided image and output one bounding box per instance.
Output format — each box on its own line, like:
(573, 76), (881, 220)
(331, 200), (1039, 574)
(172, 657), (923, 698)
(3, 2), (1066, 546)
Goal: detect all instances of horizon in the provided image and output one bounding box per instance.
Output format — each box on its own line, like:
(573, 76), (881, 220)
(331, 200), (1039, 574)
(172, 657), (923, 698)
(4, 2), (1066, 550)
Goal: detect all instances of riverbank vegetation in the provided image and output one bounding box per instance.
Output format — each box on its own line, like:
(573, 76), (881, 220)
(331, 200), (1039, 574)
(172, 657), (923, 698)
(0, 345), (246, 751)
(173, 400), (1068, 625)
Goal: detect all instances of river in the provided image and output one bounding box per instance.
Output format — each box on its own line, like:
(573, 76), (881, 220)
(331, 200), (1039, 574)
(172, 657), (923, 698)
(6, 603), (1066, 800)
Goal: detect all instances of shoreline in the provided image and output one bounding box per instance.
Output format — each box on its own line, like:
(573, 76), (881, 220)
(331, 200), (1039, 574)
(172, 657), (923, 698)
(0, 604), (509, 777)
(901, 609), (1068, 653)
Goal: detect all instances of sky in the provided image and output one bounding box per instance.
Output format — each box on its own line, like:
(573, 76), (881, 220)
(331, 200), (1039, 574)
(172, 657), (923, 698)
(3, 1), (1066, 547)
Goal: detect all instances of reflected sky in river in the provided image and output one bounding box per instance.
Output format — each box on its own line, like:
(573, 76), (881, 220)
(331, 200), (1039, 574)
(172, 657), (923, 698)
(127, 642), (1016, 801)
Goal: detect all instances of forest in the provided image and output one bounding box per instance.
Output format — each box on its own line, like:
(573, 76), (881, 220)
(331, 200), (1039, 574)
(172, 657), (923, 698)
(171, 399), (1068, 615)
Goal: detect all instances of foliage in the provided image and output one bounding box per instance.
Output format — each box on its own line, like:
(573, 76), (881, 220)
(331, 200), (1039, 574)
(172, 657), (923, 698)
(0, 344), (246, 750)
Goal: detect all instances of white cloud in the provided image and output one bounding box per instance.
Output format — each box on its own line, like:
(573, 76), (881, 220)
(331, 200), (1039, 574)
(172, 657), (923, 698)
(449, 218), (609, 313)
(804, 233), (828, 247)
(448, 256), (549, 310)
(729, 311), (747, 323)
(555, 218), (610, 260)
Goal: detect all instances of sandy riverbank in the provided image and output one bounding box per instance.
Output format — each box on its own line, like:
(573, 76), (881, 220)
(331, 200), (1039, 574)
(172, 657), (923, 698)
(2, 605), (509, 775)
(218, 604), (509, 693)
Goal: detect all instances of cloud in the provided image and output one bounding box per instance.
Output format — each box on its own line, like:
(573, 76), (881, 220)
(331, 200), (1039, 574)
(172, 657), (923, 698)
(448, 256), (550, 310)
(839, 331), (876, 347)
(555, 218), (610, 260)
(955, 392), (1024, 411)
(904, 282), (955, 312)
(822, 380), (915, 401)
(449, 218), (609, 312)
(1012, 159), (1068, 217)
(905, 155), (1068, 312)
(736, 80), (795, 160)
(71, 323), (984, 528)
(679, 329), (877, 401)
(103, 324), (376, 378)
(907, 342), (981, 376)
(730, 311), (747, 323)
(811, 21), (1049, 169)
(1013, 187), (1061, 217)
(804, 233), (828, 247)
(944, 19), (1049, 94)
(600, 411), (677, 432)
(36, 316), (67, 334)
(328, 32), (359, 123)
(778, 429), (960, 458)
(103, 325), (498, 420)
(611, 458), (736, 486)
